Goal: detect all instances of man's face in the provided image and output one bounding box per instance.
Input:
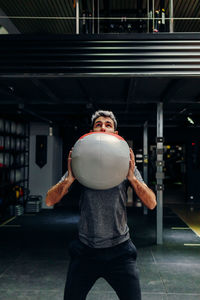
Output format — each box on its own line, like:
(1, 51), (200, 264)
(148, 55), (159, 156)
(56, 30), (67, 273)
(92, 116), (118, 134)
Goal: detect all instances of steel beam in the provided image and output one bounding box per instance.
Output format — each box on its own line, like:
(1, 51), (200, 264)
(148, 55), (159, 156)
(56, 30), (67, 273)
(169, 0), (174, 33)
(76, 0), (79, 34)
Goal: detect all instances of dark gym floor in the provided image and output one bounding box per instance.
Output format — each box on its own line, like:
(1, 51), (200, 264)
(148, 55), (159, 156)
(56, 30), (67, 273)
(0, 203), (200, 300)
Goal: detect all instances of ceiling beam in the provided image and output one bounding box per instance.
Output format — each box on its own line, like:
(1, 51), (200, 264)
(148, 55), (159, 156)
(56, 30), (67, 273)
(21, 110), (160, 115)
(1, 97), (200, 105)
(31, 79), (63, 104)
(18, 103), (53, 124)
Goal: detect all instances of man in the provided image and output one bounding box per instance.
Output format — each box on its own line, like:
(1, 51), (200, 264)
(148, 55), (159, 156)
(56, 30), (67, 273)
(46, 110), (156, 300)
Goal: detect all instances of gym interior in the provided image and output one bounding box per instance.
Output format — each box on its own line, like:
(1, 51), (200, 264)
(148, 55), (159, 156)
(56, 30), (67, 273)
(0, 1), (200, 300)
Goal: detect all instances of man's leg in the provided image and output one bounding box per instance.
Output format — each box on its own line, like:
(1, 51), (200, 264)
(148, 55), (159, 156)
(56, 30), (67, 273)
(103, 240), (141, 300)
(64, 240), (99, 300)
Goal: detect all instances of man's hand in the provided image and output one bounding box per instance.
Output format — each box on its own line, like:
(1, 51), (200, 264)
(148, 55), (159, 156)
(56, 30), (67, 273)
(67, 149), (76, 183)
(127, 148), (136, 181)
(127, 148), (156, 210)
(45, 149), (76, 207)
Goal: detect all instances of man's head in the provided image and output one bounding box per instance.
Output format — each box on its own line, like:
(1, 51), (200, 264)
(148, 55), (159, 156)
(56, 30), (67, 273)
(91, 110), (118, 134)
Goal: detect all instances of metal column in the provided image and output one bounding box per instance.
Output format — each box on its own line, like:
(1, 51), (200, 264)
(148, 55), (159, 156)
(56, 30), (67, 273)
(147, 0), (150, 33)
(92, 0), (95, 34)
(169, 0), (174, 33)
(156, 102), (164, 244)
(97, 0), (100, 34)
(76, 0), (79, 34)
(143, 121), (148, 215)
(152, 0), (155, 32)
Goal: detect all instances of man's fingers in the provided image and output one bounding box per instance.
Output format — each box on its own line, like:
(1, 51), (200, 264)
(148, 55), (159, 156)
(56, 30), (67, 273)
(129, 148), (135, 160)
(68, 148), (73, 159)
(129, 160), (134, 169)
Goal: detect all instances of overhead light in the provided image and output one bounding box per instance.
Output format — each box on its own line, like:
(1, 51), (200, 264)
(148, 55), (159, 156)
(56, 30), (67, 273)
(0, 26), (8, 35)
(49, 126), (53, 136)
(187, 116), (194, 124)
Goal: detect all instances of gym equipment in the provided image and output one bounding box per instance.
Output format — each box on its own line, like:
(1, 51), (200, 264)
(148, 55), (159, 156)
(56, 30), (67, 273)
(26, 195), (42, 213)
(13, 185), (24, 199)
(15, 138), (25, 151)
(72, 132), (130, 190)
(10, 204), (24, 216)
(16, 123), (24, 135)
(0, 153), (14, 166)
(0, 120), (17, 134)
(16, 138), (21, 151)
(10, 169), (23, 183)
(0, 119), (3, 132)
(16, 153), (25, 166)
(0, 136), (4, 150)
(4, 136), (15, 150)
(11, 121), (16, 134)
(5, 120), (10, 133)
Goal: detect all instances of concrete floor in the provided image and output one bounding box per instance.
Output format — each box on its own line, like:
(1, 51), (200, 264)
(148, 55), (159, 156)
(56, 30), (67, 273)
(0, 205), (200, 300)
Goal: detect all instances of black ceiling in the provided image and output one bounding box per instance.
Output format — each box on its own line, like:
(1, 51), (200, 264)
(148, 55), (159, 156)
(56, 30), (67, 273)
(1, 76), (200, 131)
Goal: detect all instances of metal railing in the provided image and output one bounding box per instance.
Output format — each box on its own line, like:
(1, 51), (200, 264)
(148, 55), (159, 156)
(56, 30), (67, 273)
(1, 0), (200, 35)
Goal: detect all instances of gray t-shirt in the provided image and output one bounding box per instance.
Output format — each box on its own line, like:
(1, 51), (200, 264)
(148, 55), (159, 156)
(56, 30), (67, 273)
(60, 167), (144, 248)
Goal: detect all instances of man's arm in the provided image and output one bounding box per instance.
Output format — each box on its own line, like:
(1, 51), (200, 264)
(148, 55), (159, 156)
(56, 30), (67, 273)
(127, 149), (157, 210)
(45, 150), (76, 207)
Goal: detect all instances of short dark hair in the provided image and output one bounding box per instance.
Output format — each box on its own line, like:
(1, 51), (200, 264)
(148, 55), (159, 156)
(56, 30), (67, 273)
(91, 110), (117, 130)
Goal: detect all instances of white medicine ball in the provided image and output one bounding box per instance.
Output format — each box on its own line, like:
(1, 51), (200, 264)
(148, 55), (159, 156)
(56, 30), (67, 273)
(71, 132), (130, 190)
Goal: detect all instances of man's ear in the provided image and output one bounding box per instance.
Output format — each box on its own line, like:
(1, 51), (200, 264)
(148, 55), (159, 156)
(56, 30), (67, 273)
(114, 130), (118, 135)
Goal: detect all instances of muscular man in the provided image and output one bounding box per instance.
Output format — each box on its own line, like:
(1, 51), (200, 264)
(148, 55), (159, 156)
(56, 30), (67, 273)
(46, 110), (156, 300)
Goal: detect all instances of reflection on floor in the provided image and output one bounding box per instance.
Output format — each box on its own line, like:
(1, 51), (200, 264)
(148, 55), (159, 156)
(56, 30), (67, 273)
(171, 205), (200, 237)
(0, 205), (200, 300)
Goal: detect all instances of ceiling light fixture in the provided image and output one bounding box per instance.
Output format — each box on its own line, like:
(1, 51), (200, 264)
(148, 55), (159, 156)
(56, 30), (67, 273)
(187, 116), (194, 124)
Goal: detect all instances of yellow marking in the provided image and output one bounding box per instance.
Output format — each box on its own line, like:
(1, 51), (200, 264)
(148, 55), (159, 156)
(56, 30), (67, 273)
(184, 244), (200, 246)
(0, 216), (16, 227)
(172, 206), (200, 237)
(171, 227), (190, 230)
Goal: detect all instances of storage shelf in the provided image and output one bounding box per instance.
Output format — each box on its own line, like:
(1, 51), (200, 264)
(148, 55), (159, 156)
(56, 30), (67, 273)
(0, 118), (29, 217)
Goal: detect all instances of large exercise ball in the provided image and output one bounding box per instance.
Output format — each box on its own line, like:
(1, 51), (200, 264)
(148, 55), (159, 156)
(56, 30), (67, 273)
(71, 132), (130, 190)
